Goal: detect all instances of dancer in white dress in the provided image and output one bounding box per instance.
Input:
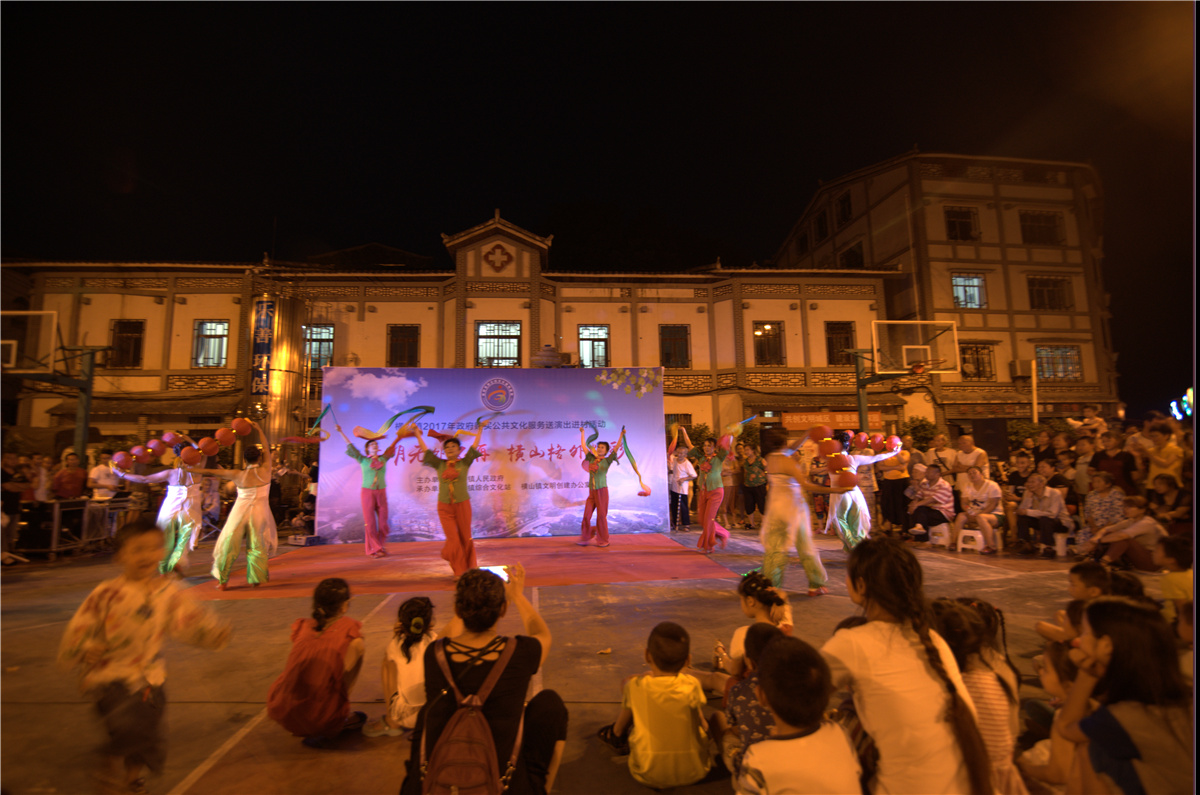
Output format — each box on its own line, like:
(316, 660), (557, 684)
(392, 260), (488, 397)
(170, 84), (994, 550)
(819, 430), (899, 553)
(187, 420), (277, 590)
(113, 438), (204, 576)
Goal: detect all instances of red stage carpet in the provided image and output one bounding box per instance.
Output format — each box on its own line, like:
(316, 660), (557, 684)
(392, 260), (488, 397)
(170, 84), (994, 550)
(189, 533), (733, 600)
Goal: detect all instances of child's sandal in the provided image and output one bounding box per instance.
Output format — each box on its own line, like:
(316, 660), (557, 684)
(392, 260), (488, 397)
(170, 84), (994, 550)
(597, 723), (629, 754)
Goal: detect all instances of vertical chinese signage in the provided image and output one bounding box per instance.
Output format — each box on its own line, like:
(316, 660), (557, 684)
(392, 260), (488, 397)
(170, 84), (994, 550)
(251, 297), (275, 404)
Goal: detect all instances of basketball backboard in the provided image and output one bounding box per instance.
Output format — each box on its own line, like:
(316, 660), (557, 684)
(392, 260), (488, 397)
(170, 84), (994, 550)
(1, 311), (59, 374)
(871, 320), (959, 375)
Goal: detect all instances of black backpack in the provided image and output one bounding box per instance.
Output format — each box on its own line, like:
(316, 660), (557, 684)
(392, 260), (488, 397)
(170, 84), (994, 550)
(419, 637), (524, 795)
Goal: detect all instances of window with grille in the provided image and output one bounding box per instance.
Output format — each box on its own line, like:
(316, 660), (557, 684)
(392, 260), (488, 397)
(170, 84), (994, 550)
(1019, 210), (1064, 245)
(825, 321), (855, 366)
(1035, 345), (1083, 381)
(945, 206), (980, 241)
(795, 232), (809, 257)
(108, 320), (145, 369)
(753, 321), (785, 366)
(839, 242), (865, 270)
(476, 322), (521, 367)
(815, 211), (829, 241)
(304, 324), (335, 370)
(959, 343), (996, 381)
(578, 325), (609, 368)
(665, 413), (693, 430)
(192, 320), (229, 367)
(659, 325), (690, 369)
(1028, 276), (1074, 311)
(836, 193), (853, 227)
(387, 325), (420, 367)
(952, 273), (988, 309)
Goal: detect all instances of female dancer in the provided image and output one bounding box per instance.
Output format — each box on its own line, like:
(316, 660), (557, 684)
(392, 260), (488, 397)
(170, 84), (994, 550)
(672, 426), (731, 553)
(336, 424), (405, 559)
(578, 426), (625, 547)
(187, 419), (277, 590)
(414, 420), (489, 578)
(113, 437), (204, 577)
(818, 430), (899, 552)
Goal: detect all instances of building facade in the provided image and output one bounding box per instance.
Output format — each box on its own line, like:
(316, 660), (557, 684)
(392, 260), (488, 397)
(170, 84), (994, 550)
(2, 152), (1116, 455)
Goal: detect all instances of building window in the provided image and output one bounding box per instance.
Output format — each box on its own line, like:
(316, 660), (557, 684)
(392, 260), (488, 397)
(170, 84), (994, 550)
(838, 241), (865, 270)
(951, 273), (988, 309)
(1019, 210), (1064, 245)
(578, 325), (610, 368)
(795, 232), (809, 257)
(665, 413), (693, 430)
(959, 343), (996, 381)
(304, 324), (335, 370)
(836, 193), (853, 227)
(476, 322), (521, 367)
(192, 320), (229, 367)
(1028, 276), (1074, 311)
(387, 325), (420, 367)
(659, 325), (690, 369)
(305, 372), (324, 400)
(825, 321), (855, 366)
(944, 206), (980, 241)
(107, 319), (145, 369)
(815, 211), (829, 241)
(1035, 345), (1083, 381)
(753, 321), (785, 366)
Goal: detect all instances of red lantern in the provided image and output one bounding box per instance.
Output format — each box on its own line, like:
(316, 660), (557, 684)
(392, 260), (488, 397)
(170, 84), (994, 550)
(818, 438), (842, 457)
(807, 425), (833, 442)
(198, 437), (220, 456)
(214, 428), (236, 446)
(852, 432), (869, 450)
(131, 445), (154, 464)
(146, 439), (166, 456)
(231, 418), (253, 436)
(869, 434), (886, 452)
(179, 447), (203, 466)
(829, 453), (853, 473)
(886, 435), (903, 452)
(161, 431), (182, 445)
(111, 451), (132, 470)
(833, 469), (860, 489)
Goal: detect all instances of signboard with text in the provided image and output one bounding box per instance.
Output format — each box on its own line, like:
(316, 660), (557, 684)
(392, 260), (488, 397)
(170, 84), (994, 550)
(782, 411), (883, 430)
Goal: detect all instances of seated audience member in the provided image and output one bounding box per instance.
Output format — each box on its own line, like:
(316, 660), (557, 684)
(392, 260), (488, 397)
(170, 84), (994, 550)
(1143, 420), (1184, 491)
(1035, 459), (1074, 508)
(703, 572), (792, 696)
(1002, 452), (1034, 529)
(1017, 641), (1083, 788)
(1080, 472), (1125, 548)
(735, 636), (862, 795)
(1107, 570), (1150, 602)
(950, 466), (1003, 553)
(1065, 405), (1107, 440)
(1015, 474), (1074, 558)
(826, 616), (879, 787)
(1152, 536), (1192, 626)
(905, 464), (955, 544)
(1010, 437), (1036, 469)
(598, 621), (716, 790)
(1090, 431), (1140, 496)
(364, 596), (438, 737)
(1176, 601), (1193, 688)
(400, 564), (566, 795)
(1031, 429), (1057, 467)
(1076, 496), (1166, 572)
(1071, 436), (1095, 498)
(721, 623), (783, 777)
(1147, 473), (1192, 536)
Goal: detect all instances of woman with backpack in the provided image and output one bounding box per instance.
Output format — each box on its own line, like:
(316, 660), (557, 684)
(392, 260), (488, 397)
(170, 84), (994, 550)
(401, 564), (567, 795)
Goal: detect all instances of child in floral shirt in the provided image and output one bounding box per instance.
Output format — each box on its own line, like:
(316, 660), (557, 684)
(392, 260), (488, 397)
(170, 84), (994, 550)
(59, 517), (230, 794)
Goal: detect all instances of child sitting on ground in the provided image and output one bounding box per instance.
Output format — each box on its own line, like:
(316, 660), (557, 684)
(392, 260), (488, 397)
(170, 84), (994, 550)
(364, 596), (449, 737)
(721, 622), (783, 776)
(1152, 535), (1192, 626)
(1017, 641), (1084, 790)
(698, 571), (792, 697)
(599, 621), (718, 789)
(1175, 601), (1192, 687)
(735, 636), (862, 795)
(59, 517), (231, 795)
(1036, 561), (1109, 643)
(267, 577), (366, 747)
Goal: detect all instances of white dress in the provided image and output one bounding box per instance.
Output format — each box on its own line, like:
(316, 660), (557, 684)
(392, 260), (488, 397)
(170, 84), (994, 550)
(156, 482), (204, 564)
(210, 483), (278, 584)
(760, 462), (826, 589)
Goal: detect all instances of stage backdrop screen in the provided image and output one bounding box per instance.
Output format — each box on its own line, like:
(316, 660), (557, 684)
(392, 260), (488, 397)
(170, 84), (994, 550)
(314, 367), (667, 544)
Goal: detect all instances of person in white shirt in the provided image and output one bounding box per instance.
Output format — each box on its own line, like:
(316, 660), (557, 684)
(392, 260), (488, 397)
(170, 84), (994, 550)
(668, 444), (697, 530)
(87, 450), (121, 500)
(925, 434), (958, 481)
(951, 435), (990, 493)
(950, 467), (1004, 553)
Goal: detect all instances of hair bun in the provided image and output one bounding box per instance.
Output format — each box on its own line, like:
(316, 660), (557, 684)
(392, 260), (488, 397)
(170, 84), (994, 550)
(409, 617), (425, 634)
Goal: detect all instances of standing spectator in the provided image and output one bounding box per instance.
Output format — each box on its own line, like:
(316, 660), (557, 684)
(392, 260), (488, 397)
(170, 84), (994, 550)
(1090, 431), (1140, 496)
(926, 434), (958, 479)
(903, 435), (925, 469)
(667, 438), (696, 531)
(1015, 475), (1074, 559)
(951, 435), (990, 494)
(1143, 421), (1184, 491)
(1065, 405), (1107, 440)
(1080, 473), (1126, 549)
(52, 452), (88, 499)
(877, 438), (911, 534)
(739, 445), (767, 530)
(30, 454), (52, 502)
(2, 451), (31, 561)
(906, 464), (955, 544)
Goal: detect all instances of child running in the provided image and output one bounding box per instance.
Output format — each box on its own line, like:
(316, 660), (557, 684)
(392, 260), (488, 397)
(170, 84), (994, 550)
(267, 578), (366, 747)
(363, 596), (443, 737)
(58, 517), (231, 795)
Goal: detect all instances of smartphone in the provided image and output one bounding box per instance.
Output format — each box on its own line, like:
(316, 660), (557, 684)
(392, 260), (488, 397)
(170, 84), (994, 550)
(480, 565), (509, 582)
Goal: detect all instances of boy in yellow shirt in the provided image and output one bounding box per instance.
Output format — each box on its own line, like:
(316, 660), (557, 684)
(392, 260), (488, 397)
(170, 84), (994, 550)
(598, 621), (719, 788)
(1153, 535), (1193, 625)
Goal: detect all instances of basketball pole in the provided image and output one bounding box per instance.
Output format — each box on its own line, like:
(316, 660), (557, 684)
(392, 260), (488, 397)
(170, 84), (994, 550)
(848, 348), (911, 433)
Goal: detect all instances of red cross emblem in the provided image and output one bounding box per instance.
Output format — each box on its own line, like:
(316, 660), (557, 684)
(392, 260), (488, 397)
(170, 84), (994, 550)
(483, 244), (513, 273)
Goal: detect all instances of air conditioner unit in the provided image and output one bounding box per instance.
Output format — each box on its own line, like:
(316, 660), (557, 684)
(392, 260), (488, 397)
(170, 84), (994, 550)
(560, 352), (576, 367)
(1010, 360), (1034, 378)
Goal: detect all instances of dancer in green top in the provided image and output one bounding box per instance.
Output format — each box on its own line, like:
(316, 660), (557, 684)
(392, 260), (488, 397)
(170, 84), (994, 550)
(414, 419), (490, 577)
(336, 425), (406, 559)
(578, 426), (625, 547)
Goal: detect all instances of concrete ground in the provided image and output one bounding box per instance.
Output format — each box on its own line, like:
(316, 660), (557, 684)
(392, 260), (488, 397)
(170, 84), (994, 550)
(1, 527), (1166, 795)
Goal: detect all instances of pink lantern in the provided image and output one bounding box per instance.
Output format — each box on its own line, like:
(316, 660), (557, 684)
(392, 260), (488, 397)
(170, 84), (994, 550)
(198, 437), (220, 456)
(886, 435), (903, 453)
(818, 438), (842, 457)
(852, 432), (869, 450)
(869, 434), (886, 452)
(146, 439), (166, 456)
(161, 431), (182, 445)
(131, 445), (154, 464)
(231, 418), (253, 436)
(111, 451), (132, 470)
(214, 428), (236, 446)
(829, 453), (853, 473)
(807, 425), (833, 442)
(179, 447), (203, 466)
(832, 469), (860, 489)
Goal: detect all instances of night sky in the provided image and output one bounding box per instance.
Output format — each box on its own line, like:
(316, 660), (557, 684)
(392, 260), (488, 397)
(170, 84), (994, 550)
(2, 3), (1193, 418)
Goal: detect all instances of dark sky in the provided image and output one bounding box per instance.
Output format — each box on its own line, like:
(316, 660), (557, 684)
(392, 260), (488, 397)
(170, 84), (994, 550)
(3, 3), (1193, 418)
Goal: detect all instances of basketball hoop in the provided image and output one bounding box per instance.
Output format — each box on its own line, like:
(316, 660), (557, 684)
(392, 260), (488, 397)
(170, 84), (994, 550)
(908, 358), (945, 375)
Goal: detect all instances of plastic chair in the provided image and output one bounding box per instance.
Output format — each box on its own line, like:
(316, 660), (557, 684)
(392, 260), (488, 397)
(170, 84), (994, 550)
(929, 524), (952, 547)
(957, 529), (986, 553)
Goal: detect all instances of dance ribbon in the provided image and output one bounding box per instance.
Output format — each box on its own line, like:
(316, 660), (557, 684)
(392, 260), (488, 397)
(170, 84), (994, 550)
(427, 412), (500, 443)
(355, 405), (435, 441)
(281, 404), (334, 444)
(620, 426), (650, 497)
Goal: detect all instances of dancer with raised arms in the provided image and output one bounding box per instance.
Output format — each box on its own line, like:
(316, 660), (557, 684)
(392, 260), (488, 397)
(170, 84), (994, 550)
(578, 426), (625, 547)
(818, 430), (900, 552)
(414, 418), (490, 578)
(336, 423), (409, 559)
(112, 435), (204, 577)
(671, 425), (732, 554)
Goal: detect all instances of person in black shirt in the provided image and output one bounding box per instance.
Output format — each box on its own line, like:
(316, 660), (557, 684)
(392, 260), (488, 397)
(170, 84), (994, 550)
(2, 452), (32, 563)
